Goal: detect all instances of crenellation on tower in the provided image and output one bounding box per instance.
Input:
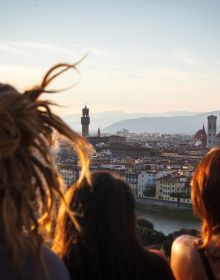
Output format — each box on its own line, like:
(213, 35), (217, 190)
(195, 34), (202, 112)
(97, 128), (101, 137)
(81, 105), (90, 137)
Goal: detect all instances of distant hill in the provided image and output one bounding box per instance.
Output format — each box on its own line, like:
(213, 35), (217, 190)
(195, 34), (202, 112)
(63, 110), (201, 133)
(103, 111), (220, 134)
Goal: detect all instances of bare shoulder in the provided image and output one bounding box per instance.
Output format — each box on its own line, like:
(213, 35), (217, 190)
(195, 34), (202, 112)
(172, 234), (198, 254)
(171, 235), (208, 280)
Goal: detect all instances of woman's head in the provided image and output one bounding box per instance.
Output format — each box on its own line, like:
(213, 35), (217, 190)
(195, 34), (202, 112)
(54, 171), (141, 277)
(77, 171), (136, 242)
(0, 64), (92, 268)
(191, 147), (220, 246)
(55, 171), (136, 251)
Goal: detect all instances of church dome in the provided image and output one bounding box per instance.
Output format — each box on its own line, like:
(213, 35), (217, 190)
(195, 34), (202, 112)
(194, 125), (207, 147)
(194, 129), (207, 140)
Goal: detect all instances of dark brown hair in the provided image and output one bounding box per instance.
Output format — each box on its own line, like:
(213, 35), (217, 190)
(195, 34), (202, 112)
(0, 63), (92, 276)
(53, 171), (174, 280)
(191, 147), (220, 248)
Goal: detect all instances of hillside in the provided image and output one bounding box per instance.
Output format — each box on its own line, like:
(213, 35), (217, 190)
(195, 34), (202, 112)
(103, 111), (220, 134)
(63, 110), (202, 133)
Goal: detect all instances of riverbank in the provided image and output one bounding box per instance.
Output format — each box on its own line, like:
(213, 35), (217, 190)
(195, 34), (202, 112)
(136, 196), (192, 210)
(136, 201), (200, 234)
(136, 201), (195, 217)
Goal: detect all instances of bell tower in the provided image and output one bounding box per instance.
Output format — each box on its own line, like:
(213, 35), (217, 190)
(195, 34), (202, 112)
(81, 105), (90, 137)
(207, 115), (217, 148)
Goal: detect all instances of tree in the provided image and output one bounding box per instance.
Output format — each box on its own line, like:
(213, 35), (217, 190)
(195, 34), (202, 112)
(137, 218), (154, 230)
(137, 218), (166, 246)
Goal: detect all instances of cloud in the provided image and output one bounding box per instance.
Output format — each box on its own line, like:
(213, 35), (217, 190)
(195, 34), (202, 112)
(0, 40), (107, 60)
(0, 42), (219, 114)
(73, 65), (220, 113)
(175, 49), (200, 66)
(0, 44), (27, 56)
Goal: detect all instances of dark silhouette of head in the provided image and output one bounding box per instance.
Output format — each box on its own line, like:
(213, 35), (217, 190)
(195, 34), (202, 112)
(0, 63), (92, 275)
(54, 171), (173, 280)
(191, 147), (220, 247)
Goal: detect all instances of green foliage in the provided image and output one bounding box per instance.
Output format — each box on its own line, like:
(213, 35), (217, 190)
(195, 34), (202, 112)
(143, 188), (155, 197)
(137, 218), (166, 246)
(137, 218), (154, 230)
(170, 192), (190, 199)
(137, 218), (199, 257)
(162, 233), (174, 256)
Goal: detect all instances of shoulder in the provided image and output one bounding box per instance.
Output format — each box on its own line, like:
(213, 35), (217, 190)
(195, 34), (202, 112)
(171, 234), (204, 264)
(42, 246), (70, 280)
(172, 234), (198, 255)
(171, 235), (208, 280)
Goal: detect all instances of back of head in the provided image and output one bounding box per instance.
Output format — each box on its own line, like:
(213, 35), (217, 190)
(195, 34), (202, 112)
(192, 147), (220, 247)
(0, 64), (92, 275)
(54, 171), (172, 280)
(77, 171), (137, 255)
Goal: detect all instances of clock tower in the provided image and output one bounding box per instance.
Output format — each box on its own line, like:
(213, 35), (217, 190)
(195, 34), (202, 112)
(81, 105), (90, 137)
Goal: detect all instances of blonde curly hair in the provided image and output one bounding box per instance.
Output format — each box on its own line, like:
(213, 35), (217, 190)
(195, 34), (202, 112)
(0, 62), (92, 277)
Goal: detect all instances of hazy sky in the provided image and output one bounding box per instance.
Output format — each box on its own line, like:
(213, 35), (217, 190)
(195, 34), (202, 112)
(1, 0), (220, 115)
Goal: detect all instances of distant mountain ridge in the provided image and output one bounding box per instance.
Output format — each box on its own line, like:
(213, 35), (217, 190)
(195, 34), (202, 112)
(102, 110), (220, 134)
(63, 110), (202, 133)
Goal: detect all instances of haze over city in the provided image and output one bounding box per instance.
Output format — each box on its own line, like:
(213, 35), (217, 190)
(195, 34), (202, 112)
(0, 0), (220, 116)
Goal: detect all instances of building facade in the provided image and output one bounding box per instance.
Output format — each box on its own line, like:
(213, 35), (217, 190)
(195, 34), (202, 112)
(155, 178), (191, 204)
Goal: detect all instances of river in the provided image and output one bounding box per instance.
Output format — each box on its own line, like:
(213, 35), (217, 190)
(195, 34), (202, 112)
(137, 206), (201, 235)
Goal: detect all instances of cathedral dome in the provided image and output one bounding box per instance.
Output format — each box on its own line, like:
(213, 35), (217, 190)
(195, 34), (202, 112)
(194, 125), (207, 148)
(194, 129), (207, 140)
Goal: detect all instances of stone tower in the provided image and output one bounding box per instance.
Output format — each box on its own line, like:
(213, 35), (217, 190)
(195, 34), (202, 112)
(81, 105), (90, 137)
(207, 115), (217, 148)
(97, 128), (101, 137)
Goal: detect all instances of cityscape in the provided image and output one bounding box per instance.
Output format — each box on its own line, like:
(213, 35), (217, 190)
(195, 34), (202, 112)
(55, 105), (219, 234)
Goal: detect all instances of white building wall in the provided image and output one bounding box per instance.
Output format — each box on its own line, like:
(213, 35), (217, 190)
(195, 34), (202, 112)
(138, 172), (155, 188)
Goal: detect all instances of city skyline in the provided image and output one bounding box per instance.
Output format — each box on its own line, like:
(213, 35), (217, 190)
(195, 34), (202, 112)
(1, 0), (220, 115)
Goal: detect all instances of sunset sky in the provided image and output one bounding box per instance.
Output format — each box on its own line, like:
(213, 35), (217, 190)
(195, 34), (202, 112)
(1, 0), (220, 116)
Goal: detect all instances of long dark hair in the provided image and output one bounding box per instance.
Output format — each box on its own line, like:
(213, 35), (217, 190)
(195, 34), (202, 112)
(53, 171), (173, 280)
(0, 63), (92, 277)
